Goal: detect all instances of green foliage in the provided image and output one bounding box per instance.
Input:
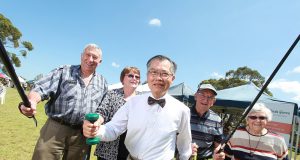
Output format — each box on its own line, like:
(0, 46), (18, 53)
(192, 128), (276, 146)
(0, 88), (97, 160)
(203, 66), (274, 139)
(11, 53), (21, 67)
(0, 13), (34, 68)
(22, 41), (34, 51)
(0, 14), (22, 45)
(202, 66), (273, 96)
(202, 78), (247, 90)
(225, 66), (265, 87)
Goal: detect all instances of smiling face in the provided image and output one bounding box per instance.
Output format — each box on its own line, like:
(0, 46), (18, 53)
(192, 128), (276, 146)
(147, 59), (175, 99)
(80, 45), (102, 76)
(194, 89), (216, 113)
(246, 111), (268, 135)
(122, 70), (140, 89)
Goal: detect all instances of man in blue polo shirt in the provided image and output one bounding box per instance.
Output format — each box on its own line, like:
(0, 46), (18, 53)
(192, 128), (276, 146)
(191, 83), (223, 160)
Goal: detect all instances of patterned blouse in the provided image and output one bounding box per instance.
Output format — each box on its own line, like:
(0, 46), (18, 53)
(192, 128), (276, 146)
(94, 87), (136, 159)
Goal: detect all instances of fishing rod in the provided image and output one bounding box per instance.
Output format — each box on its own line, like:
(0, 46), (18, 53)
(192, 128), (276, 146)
(218, 34), (300, 152)
(0, 39), (37, 127)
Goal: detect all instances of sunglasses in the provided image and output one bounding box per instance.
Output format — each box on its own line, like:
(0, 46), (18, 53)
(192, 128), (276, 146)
(248, 116), (267, 120)
(127, 74), (140, 80)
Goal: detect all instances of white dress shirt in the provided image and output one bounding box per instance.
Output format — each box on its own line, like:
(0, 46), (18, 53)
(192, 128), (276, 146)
(98, 92), (192, 160)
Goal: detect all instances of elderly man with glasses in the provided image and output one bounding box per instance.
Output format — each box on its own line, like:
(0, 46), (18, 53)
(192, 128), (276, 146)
(191, 83), (225, 160)
(83, 55), (193, 160)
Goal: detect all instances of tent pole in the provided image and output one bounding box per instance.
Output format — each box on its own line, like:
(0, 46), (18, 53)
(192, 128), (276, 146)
(290, 116), (297, 159)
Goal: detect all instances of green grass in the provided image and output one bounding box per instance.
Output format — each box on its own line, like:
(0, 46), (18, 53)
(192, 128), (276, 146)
(0, 88), (97, 160)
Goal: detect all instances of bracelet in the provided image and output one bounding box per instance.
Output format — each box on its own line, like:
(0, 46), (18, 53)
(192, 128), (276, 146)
(18, 102), (33, 118)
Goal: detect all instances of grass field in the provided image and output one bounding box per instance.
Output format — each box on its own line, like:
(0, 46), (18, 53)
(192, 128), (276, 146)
(0, 88), (97, 160)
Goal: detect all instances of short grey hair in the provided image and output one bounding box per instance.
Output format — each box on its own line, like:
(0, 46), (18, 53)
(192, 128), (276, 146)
(146, 55), (177, 75)
(82, 43), (102, 57)
(248, 103), (272, 121)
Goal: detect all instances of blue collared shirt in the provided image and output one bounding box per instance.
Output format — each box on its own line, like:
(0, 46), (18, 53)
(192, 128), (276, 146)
(32, 65), (107, 125)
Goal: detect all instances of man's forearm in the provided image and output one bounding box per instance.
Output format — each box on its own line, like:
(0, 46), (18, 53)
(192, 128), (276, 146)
(28, 91), (41, 104)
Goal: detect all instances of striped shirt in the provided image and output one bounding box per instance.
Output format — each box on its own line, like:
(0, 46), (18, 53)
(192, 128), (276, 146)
(224, 127), (288, 160)
(32, 65), (107, 125)
(190, 106), (223, 159)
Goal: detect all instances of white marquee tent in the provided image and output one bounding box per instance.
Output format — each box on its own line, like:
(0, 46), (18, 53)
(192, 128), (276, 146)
(108, 83), (150, 93)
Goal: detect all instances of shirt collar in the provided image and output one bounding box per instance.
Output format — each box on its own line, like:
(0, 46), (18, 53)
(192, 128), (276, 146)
(192, 105), (210, 119)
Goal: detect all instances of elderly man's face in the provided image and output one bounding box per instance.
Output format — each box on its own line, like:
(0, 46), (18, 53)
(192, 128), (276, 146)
(147, 59), (175, 99)
(81, 48), (102, 74)
(194, 89), (216, 111)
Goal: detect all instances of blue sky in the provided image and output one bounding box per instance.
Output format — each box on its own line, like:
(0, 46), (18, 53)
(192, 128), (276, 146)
(1, 1), (300, 104)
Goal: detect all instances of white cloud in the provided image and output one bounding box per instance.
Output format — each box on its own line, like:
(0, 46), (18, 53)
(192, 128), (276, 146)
(111, 62), (120, 68)
(292, 95), (300, 102)
(149, 18), (161, 27)
(292, 66), (300, 73)
(210, 72), (224, 79)
(287, 66), (300, 74)
(269, 79), (300, 102)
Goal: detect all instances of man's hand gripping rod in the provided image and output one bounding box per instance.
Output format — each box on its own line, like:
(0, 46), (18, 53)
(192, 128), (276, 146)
(218, 34), (300, 153)
(0, 39), (37, 127)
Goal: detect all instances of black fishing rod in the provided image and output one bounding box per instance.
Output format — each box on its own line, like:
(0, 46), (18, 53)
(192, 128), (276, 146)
(219, 34), (300, 151)
(0, 39), (37, 127)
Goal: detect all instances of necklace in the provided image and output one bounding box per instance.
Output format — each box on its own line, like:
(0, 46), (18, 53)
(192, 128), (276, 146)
(248, 132), (262, 157)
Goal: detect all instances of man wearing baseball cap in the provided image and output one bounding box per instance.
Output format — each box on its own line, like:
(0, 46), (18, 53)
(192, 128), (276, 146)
(190, 83), (224, 160)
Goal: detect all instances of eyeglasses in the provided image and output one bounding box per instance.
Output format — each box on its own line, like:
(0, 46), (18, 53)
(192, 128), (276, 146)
(248, 116), (267, 120)
(196, 92), (215, 101)
(126, 74), (140, 80)
(148, 70), (173, 79)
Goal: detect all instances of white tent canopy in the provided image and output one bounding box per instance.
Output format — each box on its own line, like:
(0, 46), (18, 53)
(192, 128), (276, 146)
(108, 83), (150, 93)
(18, 76), (26, 83)
(108, 82), (123, 90)
(136, 83), (150, 92)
